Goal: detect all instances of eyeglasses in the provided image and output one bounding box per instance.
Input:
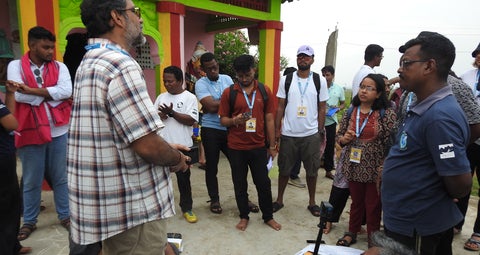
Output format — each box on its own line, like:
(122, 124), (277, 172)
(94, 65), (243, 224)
(399, 59), (429, 68)
(297, 54), (312, 59)
(118, 6), (141, 19)
(33, 69), (43, 84)
(359, 85), (376, 92)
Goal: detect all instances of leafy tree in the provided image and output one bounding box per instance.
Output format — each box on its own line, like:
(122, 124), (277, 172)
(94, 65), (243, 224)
(214, 30), (289, 78)
(214, 30), (250, 79)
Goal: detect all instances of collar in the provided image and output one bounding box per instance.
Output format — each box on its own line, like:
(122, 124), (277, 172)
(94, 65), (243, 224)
(410, 85), (452, 116)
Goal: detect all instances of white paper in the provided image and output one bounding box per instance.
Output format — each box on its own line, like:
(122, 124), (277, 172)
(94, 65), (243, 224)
(267, 156), (273, 171)
(295, 244), (364, 255)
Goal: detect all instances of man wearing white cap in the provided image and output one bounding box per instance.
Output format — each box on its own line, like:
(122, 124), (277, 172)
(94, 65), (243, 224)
(273, 45), (329, 217)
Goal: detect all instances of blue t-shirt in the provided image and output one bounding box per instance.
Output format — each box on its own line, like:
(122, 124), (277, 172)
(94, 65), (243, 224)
(382, 86), (470, 237)
(0, 99), (15, 156)
(195, 74), (233, 130)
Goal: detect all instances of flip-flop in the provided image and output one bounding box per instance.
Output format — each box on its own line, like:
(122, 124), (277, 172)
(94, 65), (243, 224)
(209, 201), (223, 214)
(248, 201), (259, 213)
(17, 223), (37, 241)
(307, 205), (321, 217)
(336, 232), (357, 247)
(272, 202), (284, 213)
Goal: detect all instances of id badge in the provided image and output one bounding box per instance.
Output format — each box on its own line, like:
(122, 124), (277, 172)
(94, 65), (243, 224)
(349, 147), (362, 163)
(246, 118), (256, 132)
(297, 106), (307, 117)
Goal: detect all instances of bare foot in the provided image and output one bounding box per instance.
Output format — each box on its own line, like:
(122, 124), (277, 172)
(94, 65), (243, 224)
(236, 219), (249, 231)
(265, 219), (281, 231)
(323, 221), (332, 234)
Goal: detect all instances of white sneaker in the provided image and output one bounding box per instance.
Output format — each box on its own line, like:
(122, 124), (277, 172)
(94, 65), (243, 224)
(288, 178), (306, 188)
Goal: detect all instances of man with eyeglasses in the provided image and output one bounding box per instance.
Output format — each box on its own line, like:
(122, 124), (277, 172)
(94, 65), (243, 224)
(382, 32), (472, 255)
(273, 45), (329, 217)
(68, 1), (190, 254)
(6, 26), (72, 242)
(351, 44), (384, 98)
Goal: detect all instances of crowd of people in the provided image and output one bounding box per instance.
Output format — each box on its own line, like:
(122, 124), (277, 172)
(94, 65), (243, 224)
(1, 1), (480, 255)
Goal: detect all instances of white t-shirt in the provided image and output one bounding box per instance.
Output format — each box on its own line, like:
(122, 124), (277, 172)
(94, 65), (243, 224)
(154, 90), (199, 146)
(460, 68), (480, 98)
(351, 65), (375, 97)
(277, 71), (329, 137)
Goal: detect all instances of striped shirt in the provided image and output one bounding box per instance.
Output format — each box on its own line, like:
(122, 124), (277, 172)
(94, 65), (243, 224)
(67, 38), (175, 245)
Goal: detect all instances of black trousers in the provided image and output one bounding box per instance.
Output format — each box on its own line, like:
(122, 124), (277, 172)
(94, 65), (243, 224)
(175, 168), (193, 212)
(385, 226), (453, 255)
(323, 123), (337, 172)
(455, 143), (480, 232)
(201, 127), (229, 202)
(228, 147), (273, 222)
(0, 154), (22, 255)
(327, 185), (350, 222)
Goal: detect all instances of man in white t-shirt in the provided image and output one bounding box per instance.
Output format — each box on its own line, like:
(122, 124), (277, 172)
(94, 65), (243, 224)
(154, 66), (199, 223)
(273, 45), (329, 217)
(351, 44), (384, 98)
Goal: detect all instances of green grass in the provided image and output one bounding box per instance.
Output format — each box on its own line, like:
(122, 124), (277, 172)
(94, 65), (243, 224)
(473, 174), (479, 196)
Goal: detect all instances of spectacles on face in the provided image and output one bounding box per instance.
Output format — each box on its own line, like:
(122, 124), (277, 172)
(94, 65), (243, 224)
(399, 59), (429, 68)
(359, 85), (376, 92)
(34, 69), (43, 84)
(118, 6), (141, 19)
(297, 54), (312, 60)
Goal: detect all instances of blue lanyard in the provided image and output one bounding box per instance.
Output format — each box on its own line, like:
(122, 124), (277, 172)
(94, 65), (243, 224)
(475, 69), (480, 92)
(297, 72), (312, 104)
(85, 43), (130, 56)
(356, 107), (373, 138)
(406, 92), (414, 112)
(242, 89), (256, 114)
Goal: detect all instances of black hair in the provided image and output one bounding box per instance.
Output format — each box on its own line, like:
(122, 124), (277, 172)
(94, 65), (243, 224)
(80, 0), (126, 37)
(200, 52), (216, 66)
(351, 73), (390, 110)
(28, 26), (56, 43)
(321, 65), (335, 75)
(233, 54), (255, 73)
(163, 65), (184, 82)
(401, 32), (455, 81)
(364, 44), (384, 62)
(283, 66), (297, 76)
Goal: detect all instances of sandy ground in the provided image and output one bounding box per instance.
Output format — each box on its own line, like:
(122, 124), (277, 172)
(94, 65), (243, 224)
(19, 155), (479, 254)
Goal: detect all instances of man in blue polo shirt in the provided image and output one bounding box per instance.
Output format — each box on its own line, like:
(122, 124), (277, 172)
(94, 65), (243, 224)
(382, 32), (472, 255)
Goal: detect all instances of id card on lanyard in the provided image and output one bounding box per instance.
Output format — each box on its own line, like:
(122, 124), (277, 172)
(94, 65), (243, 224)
(243, 89), (256, 132)
(349, 107), (372, 163)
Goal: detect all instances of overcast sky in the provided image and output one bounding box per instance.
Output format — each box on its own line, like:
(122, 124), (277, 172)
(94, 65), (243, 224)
(280, 0), (480, 88)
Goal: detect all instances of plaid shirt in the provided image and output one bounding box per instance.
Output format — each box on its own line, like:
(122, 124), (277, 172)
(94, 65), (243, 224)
(67, 38), (175, 245)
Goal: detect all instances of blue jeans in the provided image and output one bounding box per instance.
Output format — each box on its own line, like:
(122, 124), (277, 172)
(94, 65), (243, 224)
(18, 134), (69, 224)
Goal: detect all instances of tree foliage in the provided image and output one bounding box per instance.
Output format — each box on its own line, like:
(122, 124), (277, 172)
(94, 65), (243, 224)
(214, 30), (250, 79)
(214, 29), (290, 78)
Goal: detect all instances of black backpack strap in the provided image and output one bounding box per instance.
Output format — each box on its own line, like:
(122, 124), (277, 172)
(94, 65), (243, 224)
(284, 73), (293, 104)
(312, 72), (321, 105)
(257, 82), (268, 113)
(229, 84), (237, 117)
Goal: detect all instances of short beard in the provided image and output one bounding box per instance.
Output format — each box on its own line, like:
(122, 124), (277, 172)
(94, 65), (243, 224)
(297, 64), (311, 71)
(132, 34), (146, 48)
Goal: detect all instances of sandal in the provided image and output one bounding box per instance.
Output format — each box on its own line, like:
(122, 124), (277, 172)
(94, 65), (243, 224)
(464, 233), (480, 251)
(17, 223), (37, 241)
(248, 200), (259, 213)
(60, 218), (71, 231)
(336, 232), (357, 247)
(209, 201), (222, 214)
(272, 202), (284, 213)
(307, 204), (321, 217)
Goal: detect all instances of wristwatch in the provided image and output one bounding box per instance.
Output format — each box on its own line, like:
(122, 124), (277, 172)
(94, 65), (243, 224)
(168, 111), (174, 117)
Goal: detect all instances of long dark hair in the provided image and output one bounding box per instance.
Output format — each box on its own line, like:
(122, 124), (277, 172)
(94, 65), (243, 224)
(351, 73), (390, 110)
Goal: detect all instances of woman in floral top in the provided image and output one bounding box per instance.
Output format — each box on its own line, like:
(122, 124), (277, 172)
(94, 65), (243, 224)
(335, 73), (396, 247)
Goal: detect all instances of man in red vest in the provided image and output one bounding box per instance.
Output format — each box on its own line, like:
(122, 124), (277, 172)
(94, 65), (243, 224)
(7, 26), (72, 241)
